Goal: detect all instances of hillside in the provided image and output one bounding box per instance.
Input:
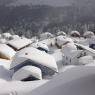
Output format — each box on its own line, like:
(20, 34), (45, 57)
(4, 0), (74, 6)
(0, 0), (95, 37)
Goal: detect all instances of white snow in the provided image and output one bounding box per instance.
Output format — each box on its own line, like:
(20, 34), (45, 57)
(57, 31), (66, 36)
(0, 80), (49, 95)
(56, 35), (73, 47)
(37, 43), (49, 51)
(78, 38), (90, 46)
(0, 59), (11, 69)
(75, 43), (95, 57)
(85, 61), (95, 66)
(30, 66), (95, 95)
(62, 42), (77, 54)
(79, 55), (94, 65)
(70, 31), (80, 37)
(52, 49), (63, 72)
(0, 44), (16, 60)
(39, 38), (55, 46)
(8, 38), (32, 50)
(11, 35), (20, 40)
(12, 66), (42, 81)
(11, 47), (58, 72)
(83, 31), (94, 38)
(30, 42), (49, 52)
(89, 36), (95, 45)
(61, 65), (76, 72)
(2, 33), (12, 39)
(0, 34), (94, 94)
(0, 38), (7, 44)
(39, 32), (54, 40)
(62, 42), (88, 65)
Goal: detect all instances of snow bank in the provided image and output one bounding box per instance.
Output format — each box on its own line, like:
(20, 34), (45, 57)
(61, 65), (76, 72)
(30, 66), (95, 95)
(0, 80), (49, 95)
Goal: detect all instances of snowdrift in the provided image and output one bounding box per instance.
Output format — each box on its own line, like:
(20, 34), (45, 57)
(30, 66), (95, 95)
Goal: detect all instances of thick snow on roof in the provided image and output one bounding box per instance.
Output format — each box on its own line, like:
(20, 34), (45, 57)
(2, 33), (12, 39)
(31, 42), (49, 52)
(8, 38), (32, 50)
(0, 59), (12, 69)
(0, 44), (16, 60)
(11, 47), (58, 72)
(75, 43), (95, 57)
(39, 38), (55, 46)
(37, 43), (49, 51)
(0, 38), (6, 44)
(11, 35), (20, 40)
(62, 42), (80, 65)
(57, 31), (66, 36)
(31, 36), (39, 43)
(70, 31), (80, 35)
(70, 31), (80, 38)
(39, 32), (54, 40)
(89, 36), (95, 44)
(83, 31), (94, 38)
(56, 36), (73, 47)
(30, 42), (39, 48)
(12, 66), (42, 81)
(63, 42), (77, 52)
(78, 38), (89, 46)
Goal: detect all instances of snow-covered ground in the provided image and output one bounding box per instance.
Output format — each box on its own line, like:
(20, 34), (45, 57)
(0, 80), (49, 95)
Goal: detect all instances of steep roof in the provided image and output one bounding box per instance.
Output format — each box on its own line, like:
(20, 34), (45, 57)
(7, 38), (32, 50)
(10, 47), (58, 72)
